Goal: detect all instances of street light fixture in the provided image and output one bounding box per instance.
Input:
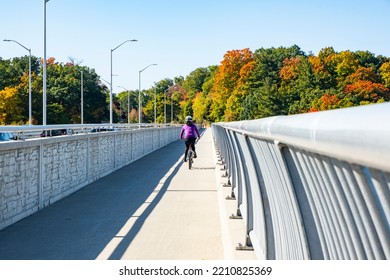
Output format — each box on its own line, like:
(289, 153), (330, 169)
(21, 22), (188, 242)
(138, 63), (157, 124)
(3, 39), (32, 125)
(110, 39), (137, 124)
(118, 86), (130, 124)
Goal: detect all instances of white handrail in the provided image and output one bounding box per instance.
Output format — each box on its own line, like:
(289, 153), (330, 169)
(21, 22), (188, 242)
(218, 102), (390, 172)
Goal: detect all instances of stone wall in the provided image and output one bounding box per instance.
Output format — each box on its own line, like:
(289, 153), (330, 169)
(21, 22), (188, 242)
(0, 126), (180, 230)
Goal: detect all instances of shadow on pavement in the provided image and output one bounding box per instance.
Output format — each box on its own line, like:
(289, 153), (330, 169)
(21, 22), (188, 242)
(0, 140), (184, 260)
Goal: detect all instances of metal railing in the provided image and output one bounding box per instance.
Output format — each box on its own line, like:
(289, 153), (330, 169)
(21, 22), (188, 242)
(212, 103), (390, 260)
(0, 123), (177, 141)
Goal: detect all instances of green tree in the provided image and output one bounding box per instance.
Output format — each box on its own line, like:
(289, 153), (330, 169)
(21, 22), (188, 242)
(242, 45), (305, 118)
(182, 67), (212, 99)
(43, 59), (109, 124)
(116, 89), (138, 123)
(147, 79), (174, 124)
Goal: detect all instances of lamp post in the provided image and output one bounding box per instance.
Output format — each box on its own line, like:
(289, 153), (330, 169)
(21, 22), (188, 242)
(138, 63), (157, 124)
(80, 70), (84, 124)
(169, 84), (176, 124)
(164, 88), (169, 125)
(118, 86), (130, 124)
(110, 39), (137, 124)
(43, 0), (49, 125)
(154, 87), (157, 126)
(171, 92), (173, 124)
(3, 39), (32, 125)
(119, 102), (122, 123)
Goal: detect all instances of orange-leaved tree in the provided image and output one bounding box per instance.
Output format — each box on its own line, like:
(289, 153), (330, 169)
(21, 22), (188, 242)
(208, 48), (254, 122)
(343, 80), (390, 104)
(309, 93), (340, 112)
(225, 59), (256, 121)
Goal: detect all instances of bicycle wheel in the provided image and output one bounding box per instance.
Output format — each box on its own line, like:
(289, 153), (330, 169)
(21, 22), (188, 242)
(188, 150), (193, 169)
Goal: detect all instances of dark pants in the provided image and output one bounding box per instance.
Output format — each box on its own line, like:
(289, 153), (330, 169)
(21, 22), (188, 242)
(184, 138), (196, 159)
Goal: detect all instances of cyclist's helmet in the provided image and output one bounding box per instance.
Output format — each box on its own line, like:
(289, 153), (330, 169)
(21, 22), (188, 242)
(185, 116), (193, 122)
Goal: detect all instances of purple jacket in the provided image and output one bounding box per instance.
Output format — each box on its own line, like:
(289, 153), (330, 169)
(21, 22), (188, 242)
(180, 123), (200, 139)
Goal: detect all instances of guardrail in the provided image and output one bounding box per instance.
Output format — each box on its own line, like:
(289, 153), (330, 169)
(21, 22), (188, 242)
(212, 103), (390, 260)
(0, 123), (175, 140)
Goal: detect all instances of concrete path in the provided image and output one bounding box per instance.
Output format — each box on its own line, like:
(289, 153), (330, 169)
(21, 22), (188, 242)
(0, 128), (256, 260)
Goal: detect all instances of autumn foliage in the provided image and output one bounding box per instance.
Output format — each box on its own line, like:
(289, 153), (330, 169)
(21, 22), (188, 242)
(1, 46), (390, 125)
(207, 48), (254, 121)
(193, 46), (390, 122)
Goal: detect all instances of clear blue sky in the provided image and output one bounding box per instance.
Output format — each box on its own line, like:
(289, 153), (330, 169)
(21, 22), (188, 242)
(1, 0), (390, 93)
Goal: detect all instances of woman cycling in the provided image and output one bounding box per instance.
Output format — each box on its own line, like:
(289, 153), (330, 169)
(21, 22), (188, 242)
(180, 116), (201, 162)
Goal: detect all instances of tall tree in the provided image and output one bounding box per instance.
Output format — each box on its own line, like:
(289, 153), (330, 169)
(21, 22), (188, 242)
(43, 58), (109, 124)
(182, 67), (212, 99)
(208, 48), (254, 122)
(379, 62), (390, 88)
(243, 45), (305, 118)
(0, 87), (23, 124)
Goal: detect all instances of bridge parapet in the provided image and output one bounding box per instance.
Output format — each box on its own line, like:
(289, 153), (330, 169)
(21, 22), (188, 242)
(212, 103), (390, 260)
(0, 126), (180, 230)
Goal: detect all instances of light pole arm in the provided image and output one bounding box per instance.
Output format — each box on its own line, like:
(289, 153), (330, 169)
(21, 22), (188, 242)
(3, 39), (30, 52)
(4, 38), (32, 125)
(100, 77), (111, 86)
(140, 63), (158, 73)
(118, 86), (128, 91)
(111, 39), (137, 52)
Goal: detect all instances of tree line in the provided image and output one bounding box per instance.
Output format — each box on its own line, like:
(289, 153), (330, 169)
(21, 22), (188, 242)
(1, 45), (389, 125)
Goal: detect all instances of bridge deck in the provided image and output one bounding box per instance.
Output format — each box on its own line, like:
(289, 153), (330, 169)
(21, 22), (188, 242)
(0, 128), (255, 260)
